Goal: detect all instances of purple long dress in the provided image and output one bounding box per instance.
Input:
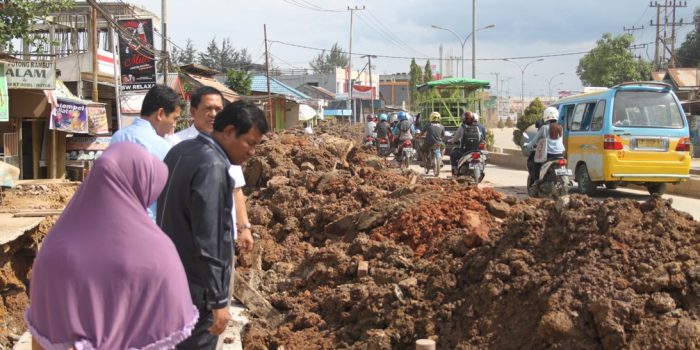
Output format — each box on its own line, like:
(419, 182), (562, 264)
(25, 142), (198, 350)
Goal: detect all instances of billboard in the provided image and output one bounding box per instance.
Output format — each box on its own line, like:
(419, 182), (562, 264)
(117, 19), (156, 92)
(5, 60), (56, 90)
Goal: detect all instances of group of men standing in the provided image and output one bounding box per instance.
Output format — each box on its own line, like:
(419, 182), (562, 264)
(111, 84), (268, 348)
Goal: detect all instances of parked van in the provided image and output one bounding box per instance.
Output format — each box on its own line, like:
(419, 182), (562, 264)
(551, 81), (691, 195)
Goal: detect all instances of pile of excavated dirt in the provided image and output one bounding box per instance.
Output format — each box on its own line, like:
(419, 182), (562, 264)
(0, 182), (77, 347)
(239, 124), (700, 349)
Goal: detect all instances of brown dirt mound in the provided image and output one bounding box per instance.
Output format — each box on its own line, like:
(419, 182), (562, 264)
(0, 182), (76, 347)
(239, 125), (700, 349)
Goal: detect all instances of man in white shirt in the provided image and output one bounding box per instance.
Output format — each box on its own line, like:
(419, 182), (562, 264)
(170, 86), (253, 248)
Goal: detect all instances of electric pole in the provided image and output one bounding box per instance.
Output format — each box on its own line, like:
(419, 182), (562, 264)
(362, 55), (377, 119)
(650, 0), (688, 69)
(346, 5), (365, 123)
(264, 24), (273, 130)
(162, 0), (168, 85)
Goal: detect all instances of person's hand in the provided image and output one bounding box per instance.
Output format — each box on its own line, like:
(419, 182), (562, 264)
(237, 228), (254, 253)
(208, 306), (231, 335)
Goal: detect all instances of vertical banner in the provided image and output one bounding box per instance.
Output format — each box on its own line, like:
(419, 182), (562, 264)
(0, 63), (8, 122)
(87, 105), (109, 135)
(117, 19), (156, 92)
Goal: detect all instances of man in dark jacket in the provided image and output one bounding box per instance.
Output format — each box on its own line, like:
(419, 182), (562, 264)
(157, 100), (268, 349)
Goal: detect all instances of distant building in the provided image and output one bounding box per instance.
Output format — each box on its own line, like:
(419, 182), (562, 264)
(378, 73), (410, 108)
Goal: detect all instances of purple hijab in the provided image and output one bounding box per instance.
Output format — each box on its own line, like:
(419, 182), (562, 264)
(26, 142), (197, 350)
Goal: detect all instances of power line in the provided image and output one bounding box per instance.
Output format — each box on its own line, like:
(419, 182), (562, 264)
(269, 39), (593, 62)
(354, 12), (428, 58)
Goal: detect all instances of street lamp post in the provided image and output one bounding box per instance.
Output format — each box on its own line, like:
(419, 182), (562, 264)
(431, 24), (495, 77)
(503, 58), (544, 115)
(535, 72), (565, 102)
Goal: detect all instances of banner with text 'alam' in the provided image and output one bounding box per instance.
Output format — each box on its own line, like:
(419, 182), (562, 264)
(117, 19), (156, 92)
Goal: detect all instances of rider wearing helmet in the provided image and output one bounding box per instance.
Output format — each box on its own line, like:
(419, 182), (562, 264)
(419, 111), (445, 164)
(393, 111), (416, 159)
(524, 106), (565, 182)
(448, 111), (487, 175)
(374, 113), (391, 140)
(392, 112), (415, 140)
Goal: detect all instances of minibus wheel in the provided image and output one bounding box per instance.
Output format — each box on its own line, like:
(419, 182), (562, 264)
(646, 183), (667, 195)
(576, 164), (596, 195)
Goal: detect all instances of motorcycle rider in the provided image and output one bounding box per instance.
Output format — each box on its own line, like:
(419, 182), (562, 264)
(448, 111), (486, 175)
(374, 113), (391, 140)
(419, 111), (445, 166)
(393, 111), (416, 160)
(524, 106), (565, 183)
(365, 114), (377, 138)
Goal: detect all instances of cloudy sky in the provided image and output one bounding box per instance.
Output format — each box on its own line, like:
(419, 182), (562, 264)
(129, 0), (695, 98)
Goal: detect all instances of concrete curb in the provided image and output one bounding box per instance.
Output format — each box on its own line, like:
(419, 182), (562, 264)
(486, 151), (700, 200)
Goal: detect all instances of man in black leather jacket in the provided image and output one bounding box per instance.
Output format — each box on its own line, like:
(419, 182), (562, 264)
(157, 100), (268, 349)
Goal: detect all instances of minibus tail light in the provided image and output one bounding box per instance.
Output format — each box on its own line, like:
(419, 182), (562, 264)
(675, 137), (690, 152)
(603, 135), (623, 150)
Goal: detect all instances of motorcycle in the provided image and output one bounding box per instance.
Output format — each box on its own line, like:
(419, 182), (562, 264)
(364, 135), (376, 147)
(456, 142), (487, 183)
(521, 133), (572, 198)
(424, 143), (443, 177)
(397, 140), (416, 169)
(377, 137), (391, 157)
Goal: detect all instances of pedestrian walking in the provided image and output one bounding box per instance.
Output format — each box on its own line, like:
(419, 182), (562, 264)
(25, 142), (197, 349)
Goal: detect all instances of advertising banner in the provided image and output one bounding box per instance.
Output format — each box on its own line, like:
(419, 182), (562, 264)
(351, 85), (374, 100)
(5, 60), (56, 90)
(66, 136), (111, 161)
(88, 105), (109, 135)
(52, 99), (88, 133)
(0, 63), (8, 122)
(118, 18), (156, 92)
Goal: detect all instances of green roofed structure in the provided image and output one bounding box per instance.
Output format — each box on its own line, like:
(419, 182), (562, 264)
(416, 78), (491, 129)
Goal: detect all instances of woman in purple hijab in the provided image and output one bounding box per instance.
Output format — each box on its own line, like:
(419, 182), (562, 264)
(25, 142), (198, 349)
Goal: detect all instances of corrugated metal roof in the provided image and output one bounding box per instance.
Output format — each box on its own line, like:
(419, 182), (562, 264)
(667, 68), (700, 88)
(181, 72), (240, 102)
(251, 75), (311, 100)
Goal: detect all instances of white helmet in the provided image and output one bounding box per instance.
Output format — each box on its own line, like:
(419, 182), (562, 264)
(472, 113), (480, 122)
(543, 107), (559, 122)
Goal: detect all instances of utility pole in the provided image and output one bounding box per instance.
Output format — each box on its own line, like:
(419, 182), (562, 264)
(362, 55), (377, 118)
(347, 5), (365, 123)
(623, 25), (645, 34)
(264, 24), (273, 130)
(471, 0), (476, 78)
(91, 6), (99, 102)
(650, 0), (688, 69)
(162, 0), (168, 85)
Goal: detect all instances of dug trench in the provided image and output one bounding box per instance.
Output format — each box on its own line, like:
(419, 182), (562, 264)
(0, 124), (699, 349)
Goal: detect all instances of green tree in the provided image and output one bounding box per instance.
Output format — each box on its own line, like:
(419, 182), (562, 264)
(513, 98), (545, 146)
(225, 69), (252, 95)
(577, 33), (652, 87)
(309, 42), (348, 74)
(170, 38), (197, 69)
(505, 116), (514, 128)
(676, 7), (700, 68)
(198, 37), (251, 72)
(0, 0), (73, 52)
(423, 60), (433, 83)
(409, 58), (423, 110)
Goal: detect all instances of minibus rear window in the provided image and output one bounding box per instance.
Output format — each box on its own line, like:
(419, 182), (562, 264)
(612, 91), (684, 129)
